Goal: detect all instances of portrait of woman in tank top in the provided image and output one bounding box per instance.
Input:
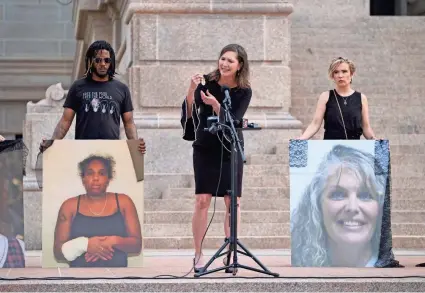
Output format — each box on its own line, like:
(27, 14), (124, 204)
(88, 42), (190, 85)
(52, 154), (142, 268)
(291, 144), (385, 267)
(298, 57), (377, 140)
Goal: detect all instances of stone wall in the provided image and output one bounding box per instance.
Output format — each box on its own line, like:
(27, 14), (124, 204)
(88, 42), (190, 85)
(289, 0), (425, 250)
(0, 0), (75, 136)
(289, 0), (425, 139)
(22, 0), (303, 250)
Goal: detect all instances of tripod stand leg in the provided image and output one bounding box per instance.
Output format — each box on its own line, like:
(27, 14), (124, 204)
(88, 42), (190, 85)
(194, 238), (230, 277)
(223, 239), (236, 274)
(223, 238), (231, 266)
(235, 239), (280, 277)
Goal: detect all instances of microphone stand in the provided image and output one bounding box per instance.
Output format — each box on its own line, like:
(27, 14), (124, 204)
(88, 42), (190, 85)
(195, 93), (279, 278)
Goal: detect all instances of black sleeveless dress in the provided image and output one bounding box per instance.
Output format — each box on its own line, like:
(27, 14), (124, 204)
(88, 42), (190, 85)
(68, 193), (128, 267)
(323, 90), (363, 140)
(180, 75), (252, 197)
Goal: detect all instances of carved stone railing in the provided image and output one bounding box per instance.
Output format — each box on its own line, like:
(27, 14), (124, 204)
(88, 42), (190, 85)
(24, 83), (73, 183)
(23, 83), (75, 249)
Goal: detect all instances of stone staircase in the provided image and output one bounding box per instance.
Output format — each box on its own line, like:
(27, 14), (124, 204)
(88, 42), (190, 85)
(143, 146), (291, 249)
(142, 140), (425, 250)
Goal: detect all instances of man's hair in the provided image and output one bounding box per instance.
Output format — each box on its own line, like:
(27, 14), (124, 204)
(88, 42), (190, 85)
(84, 40), (116, 80)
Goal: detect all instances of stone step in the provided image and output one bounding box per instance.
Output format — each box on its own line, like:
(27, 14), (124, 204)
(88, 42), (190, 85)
(390, 145), (425, 155)
(247, 151), (425, 168)
(145, 198), (425, 212)
(392, 165), (425, 177)
(144, 223), (290, 237)
(187, 175), (288, 188)
(145, 198), (289, 212)
(277, 143), (424, 156)
(244, 164), (287, 176)
(144, 236), (290, 249)
(247, 154), (288, 165)
(391, 155), (425, 166)
(392, 223), (425, 235)
(374, 126), (425, 135)
(162, 187), (424, 201)
(144, 223), (425, 238)
(162, 187), (288, 199)
(392, 177), (425, 189)
(144, 211), (425, 224)
(392, 200), (425, 210)
(377, 135), (425, 145)
(143, 235), (425, 249)
(273, 144), (290, 155)
(392, 211), (425, 223)
(391, 188), (425, 200)
(240, 175), (287, 187)
(144, 211), (288, 224)
(144, 174), (192, 199)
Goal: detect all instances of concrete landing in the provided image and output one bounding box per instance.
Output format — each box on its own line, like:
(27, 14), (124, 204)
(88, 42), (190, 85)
(1, 250), (425, 292)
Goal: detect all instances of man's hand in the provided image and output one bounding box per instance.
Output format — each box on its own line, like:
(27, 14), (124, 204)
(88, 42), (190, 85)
(138, 138), (146, 154)
(0, 135), (4, 142)
(39, 139), (54, 153)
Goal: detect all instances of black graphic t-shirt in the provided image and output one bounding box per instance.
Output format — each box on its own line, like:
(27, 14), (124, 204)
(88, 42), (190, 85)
(63, 78), (134, 139)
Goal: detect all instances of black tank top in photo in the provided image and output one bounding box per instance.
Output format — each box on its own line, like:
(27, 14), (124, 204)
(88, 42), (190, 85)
(69, 193), (128, 267)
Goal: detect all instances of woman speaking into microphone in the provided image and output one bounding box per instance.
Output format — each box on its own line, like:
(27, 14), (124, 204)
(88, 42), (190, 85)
(180, 44), (252, 272)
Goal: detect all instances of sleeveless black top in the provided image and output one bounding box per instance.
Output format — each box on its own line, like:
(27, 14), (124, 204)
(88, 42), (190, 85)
(69, 193), (128, 267)
(192, 76), (252, 155)
(324, 90), (363, 140)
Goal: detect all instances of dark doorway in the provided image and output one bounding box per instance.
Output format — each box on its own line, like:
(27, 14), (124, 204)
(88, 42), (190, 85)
(370, 0), (396, 15)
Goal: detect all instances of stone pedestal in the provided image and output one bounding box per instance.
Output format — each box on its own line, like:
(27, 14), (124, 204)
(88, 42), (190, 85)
(23, 83), (75, 250)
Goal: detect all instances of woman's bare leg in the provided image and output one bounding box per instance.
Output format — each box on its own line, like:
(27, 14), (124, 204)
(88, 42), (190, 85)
(192, 193), (212, 266)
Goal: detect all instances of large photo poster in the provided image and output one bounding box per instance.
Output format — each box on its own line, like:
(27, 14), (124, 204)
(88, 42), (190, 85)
(42, 140), (144, 268)
(289, 139), (395, 267)
(0, 140), (26, 268)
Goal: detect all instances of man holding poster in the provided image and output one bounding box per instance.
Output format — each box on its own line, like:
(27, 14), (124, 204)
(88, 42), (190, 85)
(38, 40), (146, 154)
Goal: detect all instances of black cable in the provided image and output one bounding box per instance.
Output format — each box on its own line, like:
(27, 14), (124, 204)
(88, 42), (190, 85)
(1, 275), (425, 281)
(156, 105), (226, 279)
(174, 129), (225, 278)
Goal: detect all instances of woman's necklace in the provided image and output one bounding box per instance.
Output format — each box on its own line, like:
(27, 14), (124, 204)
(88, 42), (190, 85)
(334, 90), (351, 105)
(87, 194), (108, 216)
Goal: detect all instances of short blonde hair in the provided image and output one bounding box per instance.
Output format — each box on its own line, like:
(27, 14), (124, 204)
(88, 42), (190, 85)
(328, 57), (356, 80)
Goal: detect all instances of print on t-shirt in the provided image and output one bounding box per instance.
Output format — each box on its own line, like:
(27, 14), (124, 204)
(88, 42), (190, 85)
(63, 78), (134, 140)
(83, 92), (119, 116)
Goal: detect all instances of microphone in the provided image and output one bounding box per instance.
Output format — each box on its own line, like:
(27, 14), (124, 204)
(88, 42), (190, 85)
(221, 85), (231, 108)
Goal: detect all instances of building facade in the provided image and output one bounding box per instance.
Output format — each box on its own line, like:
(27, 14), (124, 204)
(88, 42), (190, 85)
(1, 0), (424, 251)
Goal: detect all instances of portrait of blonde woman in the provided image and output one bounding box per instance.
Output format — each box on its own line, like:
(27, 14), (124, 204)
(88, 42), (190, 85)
(291, 144), (385, 267)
